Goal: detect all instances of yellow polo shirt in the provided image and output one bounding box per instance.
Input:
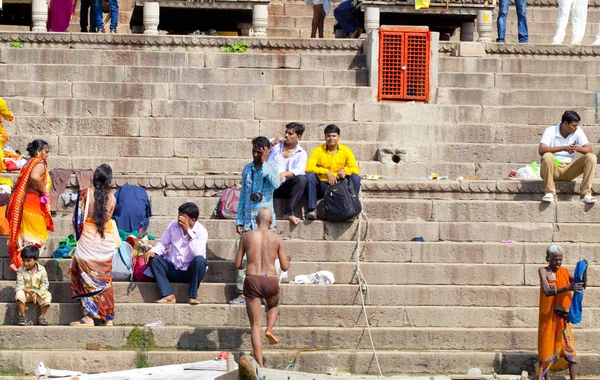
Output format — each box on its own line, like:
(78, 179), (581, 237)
(306, 143), (360, 182)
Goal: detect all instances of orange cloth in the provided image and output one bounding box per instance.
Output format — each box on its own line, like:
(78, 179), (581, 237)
(538, 267), (576, 379)
(7, 158), (54, 269)
(0, 98), (14, 174)
(0, 205), (8, 235)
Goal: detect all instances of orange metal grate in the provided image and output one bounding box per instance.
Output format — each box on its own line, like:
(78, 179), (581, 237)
(378, 26), (431, 102)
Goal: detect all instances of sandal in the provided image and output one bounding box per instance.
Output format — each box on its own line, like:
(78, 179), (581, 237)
(17, 316), (32, 326)
(98, 320), (114, 327)
(228, 296), (245, 305)
(38, 317), (49, 326)
(69, 318), (94, 327)
(189, 298), (200, 305)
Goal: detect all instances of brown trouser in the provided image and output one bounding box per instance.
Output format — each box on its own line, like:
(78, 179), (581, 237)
(540, 152), (597, 196)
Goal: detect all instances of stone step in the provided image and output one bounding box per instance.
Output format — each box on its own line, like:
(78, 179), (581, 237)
(5, 349), (600, 376)
(0, 49), (366, 70)
(439, 56), (600, 75)
(268, 15), (337, 29)
(0, 64), (369, 86)
(503, 34), (598, 44)
(2, 325), (600, 351)
(3, 282), (598, 307)
(439, 72), (598, 91)
(437, 88), (597, 107)
(11, 258), (580, 286)
(502, 20), (600, 36)
(8, 302), (596, 328)
(504, 7), (600, 22)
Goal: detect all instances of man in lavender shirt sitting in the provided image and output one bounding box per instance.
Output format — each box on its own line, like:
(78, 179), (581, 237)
(146, 202), (208, 305)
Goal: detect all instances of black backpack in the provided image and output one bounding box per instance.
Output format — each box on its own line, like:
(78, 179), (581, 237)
(324, 178), (362, 222)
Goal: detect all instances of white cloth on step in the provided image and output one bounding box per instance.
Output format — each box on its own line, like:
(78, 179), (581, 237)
(290, 270), (335, 284)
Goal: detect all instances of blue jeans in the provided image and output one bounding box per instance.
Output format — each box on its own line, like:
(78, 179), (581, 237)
(306, 172), (361, 210)
(334, 0), (359, 35)
(96, 0), (119, 31)
(496, 0), (528, 42)
(149, 255), (207, 299)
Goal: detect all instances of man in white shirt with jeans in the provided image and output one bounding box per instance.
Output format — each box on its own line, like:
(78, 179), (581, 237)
(268, 122), (308, 225)
(539, 110), (597, 203)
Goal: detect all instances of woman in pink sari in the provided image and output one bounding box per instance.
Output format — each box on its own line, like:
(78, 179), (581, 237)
(47, 0), (75, 32)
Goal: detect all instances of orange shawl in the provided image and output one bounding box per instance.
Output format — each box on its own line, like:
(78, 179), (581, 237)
(6, 157), (54, 268)
(538, 266), (576, 379)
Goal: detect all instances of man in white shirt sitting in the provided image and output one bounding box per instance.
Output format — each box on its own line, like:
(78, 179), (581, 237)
(146, 202), (209, 304)
(268, 122), (308, 225)
(539, 110), (597, 203)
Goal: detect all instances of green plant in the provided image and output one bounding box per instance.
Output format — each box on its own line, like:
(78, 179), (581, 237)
(126, 327), (156, 350)
(134, 352), (151, 368)
(9, 41), (23, 48)
(220, 42), (248, 53)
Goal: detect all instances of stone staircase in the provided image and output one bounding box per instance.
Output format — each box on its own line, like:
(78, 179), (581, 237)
(0, 31), (600, 376)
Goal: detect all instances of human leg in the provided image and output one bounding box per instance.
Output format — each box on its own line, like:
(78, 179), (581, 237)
(306, 172), (321, 210)
(570, 0), (588, 44)
(311, 4), (324, 38)
(245, 297), (264, 367)
(184, 256), (207, 300)
(558, 153), (597, 196)
(38, 293), (51, 318)
(16, 291), (26, 317)
(149, 255), (178, 300)
(349, 173), (361, 194)
(264, 292), (281, 345)
(278, 175), (307, 223)
(108, 0), (119, 31)
(334, 0), (359, 35)
(541, 152), (558, 196)
(515, 0), (529, 42)
(318, 6), (326, 38)
(80, 0), (90, 32)
(496, 0), (509, 42)
(95, 0), (105, 31)
(552, 0), (574, 44)
(568, 362), (577, 380)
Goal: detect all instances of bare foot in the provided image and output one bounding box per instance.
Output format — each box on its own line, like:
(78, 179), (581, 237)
(265, 330), (280, 345)
(156, 295), (176, 304)
(284, 214), (301, 225)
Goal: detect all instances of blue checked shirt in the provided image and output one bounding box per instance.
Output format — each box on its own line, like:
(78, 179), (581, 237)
(236, 161), (281, 232)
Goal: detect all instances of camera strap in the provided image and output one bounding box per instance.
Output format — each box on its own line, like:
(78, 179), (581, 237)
(250, 165), (267, 202)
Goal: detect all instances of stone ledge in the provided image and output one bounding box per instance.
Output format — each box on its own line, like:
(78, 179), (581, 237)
(439, 41), (600, 56)
(0, 32), (363, 52)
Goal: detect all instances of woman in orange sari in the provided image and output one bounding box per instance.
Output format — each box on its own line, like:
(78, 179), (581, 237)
(7, 140), (54, 273)
(538, 244), (582, 380)
(69, 164), (117, 327)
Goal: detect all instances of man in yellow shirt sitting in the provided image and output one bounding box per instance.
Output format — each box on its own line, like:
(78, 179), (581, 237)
(305, 124), (360, 220)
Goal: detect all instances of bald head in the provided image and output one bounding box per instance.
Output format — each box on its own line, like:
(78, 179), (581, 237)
(257, 207), (272, 223)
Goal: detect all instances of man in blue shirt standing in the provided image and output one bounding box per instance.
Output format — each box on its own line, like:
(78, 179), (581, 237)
(236, 136), (281, 234)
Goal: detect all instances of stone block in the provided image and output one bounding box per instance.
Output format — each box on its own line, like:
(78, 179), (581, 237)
(439, 222), (554, 242)
(554, 223), (600, 243)
(0, 80), (71, 97)
(365, 221), (439, 241)
(268, 2), (285, 14)
(58, 136), (174, 157)
(72, 82), (170, 99)
(438, 57), (502, 73)
(188, 158), (247, 173)
(43, 98), (151, 117)
(438, 72), (495, 88)
(496, 73), (588, 90)
(323, 69), (369, 87)
(432, 200), (555, 222)
(354, 103), (482, 124)
(0, 48), (104, 65)
(26, 64), (125, 82)
(254, 102), (353, 121)
(437, 88), (500, 105)
(362, 199), (433, 221)
(273, 86), (371, 103)
(124, 66), (177, 83)
(267, 27), (300, 38)
(186, 52), (205, 67)
(102, 51), (188, 67)
(173, 139), (249, 158)
(501, 58), (598, 75)
(0, 63), (27, 80)
(300, 53), (367, 70)
(498, 90), (596, 107)
(169, 84), (274, 101)
(482, 106), (596, 125)
(205, 53), (301, 69)
(283, 2), (312, 16)
(15, 116), (140, 137)
(140, 118), (259, 139)
(557, 202), (600, 222)
(450, 42), (486, 57)
(151, 100), (254, 119)
(1, 97), (44, 116)
(177, 67), (324, 86)
(71, 156), (188, 173)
